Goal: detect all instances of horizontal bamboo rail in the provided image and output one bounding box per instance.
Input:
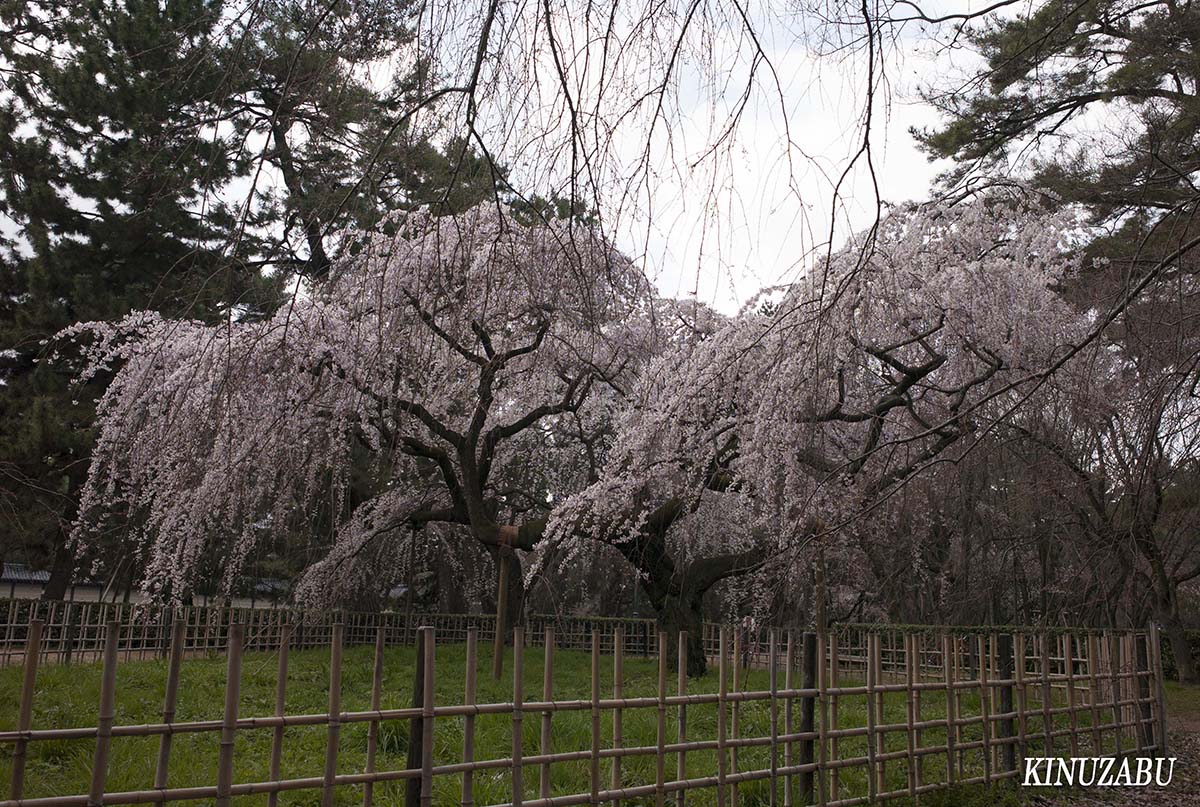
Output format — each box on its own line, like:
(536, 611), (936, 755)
(0, 614), (1166, 807)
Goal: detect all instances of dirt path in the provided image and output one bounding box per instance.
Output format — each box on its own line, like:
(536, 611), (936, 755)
(1041, 710), (1200, 806)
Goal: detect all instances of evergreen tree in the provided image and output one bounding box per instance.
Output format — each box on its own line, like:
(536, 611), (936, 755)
(916, 0), (1200, 260)
(0, 0), (498, 595)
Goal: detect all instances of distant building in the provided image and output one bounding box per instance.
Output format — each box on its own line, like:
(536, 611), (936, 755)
(0, 563), (292, 607)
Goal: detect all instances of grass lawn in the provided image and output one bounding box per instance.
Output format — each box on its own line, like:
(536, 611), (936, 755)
(0, 643), (1105, 806)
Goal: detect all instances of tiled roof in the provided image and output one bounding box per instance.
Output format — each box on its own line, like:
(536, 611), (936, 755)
(1, 563), (50, 584)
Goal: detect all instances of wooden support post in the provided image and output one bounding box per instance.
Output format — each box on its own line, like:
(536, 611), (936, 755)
(542, 626), (556, 801)
(799, 632), (816, 805)
(462, 628), (479, 807)
(10, 619), (42, 800)
(493, 548), (511, 681)
(215, 623), (243, 807)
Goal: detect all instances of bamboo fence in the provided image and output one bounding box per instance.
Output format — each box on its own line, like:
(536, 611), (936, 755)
(0, 603), (1169, 807)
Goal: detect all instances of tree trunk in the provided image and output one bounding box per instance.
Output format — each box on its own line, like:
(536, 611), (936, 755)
(485, 545), (525, 640)
(1163, 612), (1197, 684)
(41, 540), (74, 600)
(660, 591), (707, 677)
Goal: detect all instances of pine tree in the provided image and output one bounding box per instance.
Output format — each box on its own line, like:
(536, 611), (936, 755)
(0, 0), (497, 595)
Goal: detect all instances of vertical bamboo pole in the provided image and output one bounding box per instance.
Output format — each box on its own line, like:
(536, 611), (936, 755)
(816, 631), (827, 807)
(865, 633), (878, 803)
(88, 621), (121, 806)
(1107, 631), (1122, 757)
(1124, 633), (1141, 755)
(418, 627), (435, 807)
(1086, 633), (1101, 754)
(512, 626), (525, 807)
(829, 635), (840, 802)
(784, 632), (795, 807)
(1039, 634), (1053, 757)
(942, 635), (955, 788)
(153, 618), (186, 798)
(768, 630), (779, 807)
(878, 629), (888, 792)
(215, 623), (243, 807)
(1150, 625), (1168, 755)
(590, 630), (601, 807)
(364, 627), (386, 807)
(676, 631), (688, 807)
(610, 627), (623, 806)
(731, 631), (741, 807)
(542, 626), (556, 801)
(904, 634), (916, 800)
(1064, 634), (1079, 758)
(1014, 634), (1028, 768)
(462, 628), (478, 807)
(322, 624), (345, 807)
(10, 619), (42, 800)
(978, 635), (992, 787)
(656, 631), (668, 807)
(913, 632), (924, 793)
(717, 628), (729, 807)
(268, 624), (292, 807)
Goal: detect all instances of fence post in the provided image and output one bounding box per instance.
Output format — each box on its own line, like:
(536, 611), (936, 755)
(543, 626), (556, 801)
(1150, 624), (1168, 755)
(676, 631), (688, 807)
(10, 619), (42, 800)
(322, 624), (345, 807)
(62, 603), (76, 666)
(798, 632), (816, 805)
(88, 621), (121, 807)
(269, 624), (292, 807)
(216, 623), (244, 807)
(997, 633), (1015, 774)
(406, 626), (430, 807)
(154, 618), (186, 797)
(462, 627), (479, 807)
(512, 626), (524, 807)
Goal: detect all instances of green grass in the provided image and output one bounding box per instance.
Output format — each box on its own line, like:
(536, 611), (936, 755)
(0, 645), (1102, 806)
(1164, 679), (1200, 725)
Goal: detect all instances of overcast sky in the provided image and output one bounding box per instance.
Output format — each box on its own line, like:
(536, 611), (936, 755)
(615, 22), (963, 313)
